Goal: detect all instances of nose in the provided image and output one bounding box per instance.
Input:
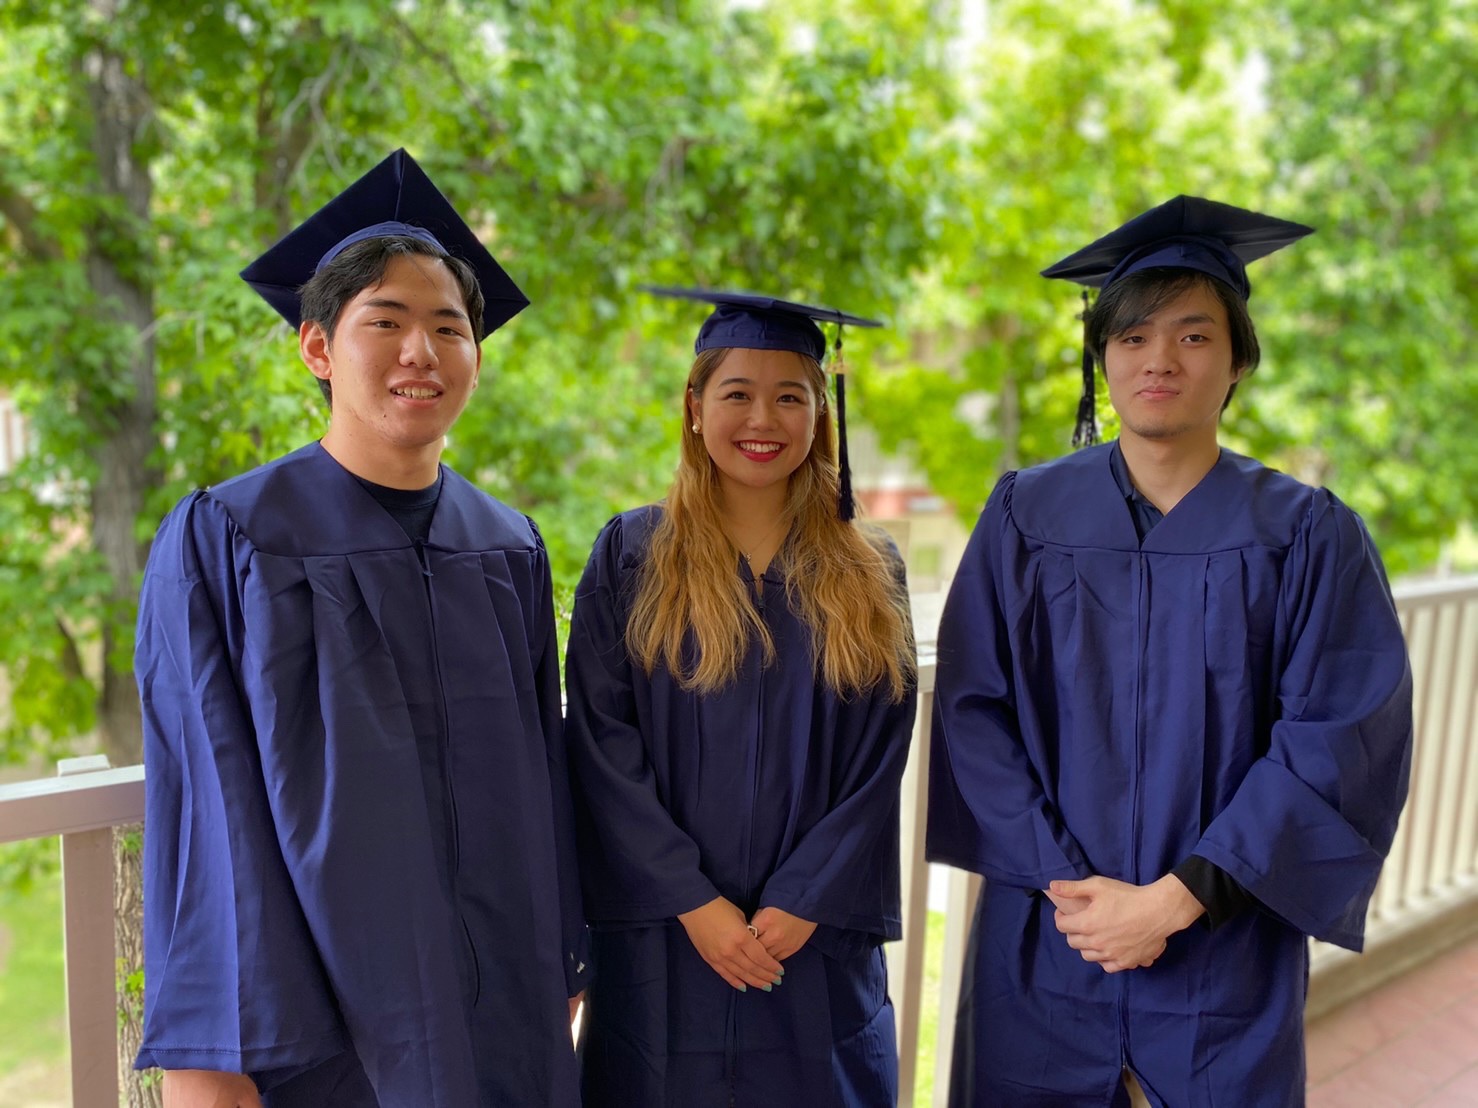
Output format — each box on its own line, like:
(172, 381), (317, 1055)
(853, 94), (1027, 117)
(400, 325), (439, 368)
(1142, 335), (1178, 373)
(745, 398), (778, 427)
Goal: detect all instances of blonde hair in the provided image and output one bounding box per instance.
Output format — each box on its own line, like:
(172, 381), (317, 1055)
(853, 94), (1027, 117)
(626, 347), (915, 702)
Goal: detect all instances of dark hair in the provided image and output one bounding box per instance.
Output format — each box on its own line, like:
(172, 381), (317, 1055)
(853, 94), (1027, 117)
(297, 235), (486, 404)
(1085, 268), (1261, 410)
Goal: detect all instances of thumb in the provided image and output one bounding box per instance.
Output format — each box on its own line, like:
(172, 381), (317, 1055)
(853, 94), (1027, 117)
(1050, 878), (1090, 897)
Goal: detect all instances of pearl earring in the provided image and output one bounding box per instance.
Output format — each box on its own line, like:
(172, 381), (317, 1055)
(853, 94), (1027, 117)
(692, 422), (700, 432)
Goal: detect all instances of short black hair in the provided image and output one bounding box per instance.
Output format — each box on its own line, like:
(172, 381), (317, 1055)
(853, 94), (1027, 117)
(1085, 268), (1261, 410)
(297, 235), (486, 404)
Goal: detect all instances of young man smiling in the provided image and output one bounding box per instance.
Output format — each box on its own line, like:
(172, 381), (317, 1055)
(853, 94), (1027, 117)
(134, 150), (587, 1107)
(927, 196), (1413, 1106)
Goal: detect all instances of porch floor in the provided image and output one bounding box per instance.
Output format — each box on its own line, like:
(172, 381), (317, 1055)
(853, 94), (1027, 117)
(1307, 932), (1478, 1106)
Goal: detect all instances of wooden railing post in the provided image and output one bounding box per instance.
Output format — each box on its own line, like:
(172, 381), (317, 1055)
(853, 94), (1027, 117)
(58, 754), (121, 1108)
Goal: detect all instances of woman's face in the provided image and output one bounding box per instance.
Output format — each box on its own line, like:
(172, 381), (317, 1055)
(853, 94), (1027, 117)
(688, 347), (819, 501)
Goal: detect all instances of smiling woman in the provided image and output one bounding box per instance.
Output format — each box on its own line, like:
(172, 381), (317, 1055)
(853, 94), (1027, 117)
(565, 288), (918, 1107)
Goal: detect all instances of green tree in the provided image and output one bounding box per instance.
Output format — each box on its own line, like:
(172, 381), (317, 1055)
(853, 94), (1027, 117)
(1244, 0), (1478, 573)
(862, 0), (1272, 514)
(0, 0), (954, 770)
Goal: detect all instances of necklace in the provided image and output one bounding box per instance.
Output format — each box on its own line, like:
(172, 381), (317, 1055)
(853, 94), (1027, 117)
(727, 515), (789, 572)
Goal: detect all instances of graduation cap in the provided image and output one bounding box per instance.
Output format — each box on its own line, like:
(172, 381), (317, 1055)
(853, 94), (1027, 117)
(1041, 195), (1314, 446)
(644, 286), (884, 522)
(240, 148), (529, 338)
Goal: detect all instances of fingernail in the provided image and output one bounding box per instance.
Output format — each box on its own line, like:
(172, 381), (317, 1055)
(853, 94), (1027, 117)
(738, 984), (747, 993)
(773, 977), (783, 986)
(762, 984), (772, 993)
(777, 967), (786, 976)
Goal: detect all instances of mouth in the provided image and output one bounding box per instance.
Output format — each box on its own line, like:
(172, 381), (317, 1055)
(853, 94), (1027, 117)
(735, 440), (784, 461)
(391, 385), (443, 401)
(1137, 387), (1180, 400)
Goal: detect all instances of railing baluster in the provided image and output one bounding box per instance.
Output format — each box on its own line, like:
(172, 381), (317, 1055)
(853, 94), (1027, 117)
(57, 756), (121, 1108)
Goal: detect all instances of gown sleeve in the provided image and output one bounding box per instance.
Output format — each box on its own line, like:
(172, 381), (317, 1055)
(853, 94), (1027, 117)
(528, 518), (594, 995)
(926, 473), (1096, 889)
(135, 493), (348, 1076)
(756, 551), (917, 945)
(565, 516), (722, 921)
(1190, 491), (1413, 950)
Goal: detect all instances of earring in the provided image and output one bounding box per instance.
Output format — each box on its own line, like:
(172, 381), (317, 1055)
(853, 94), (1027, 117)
(691, 422), (700, 432)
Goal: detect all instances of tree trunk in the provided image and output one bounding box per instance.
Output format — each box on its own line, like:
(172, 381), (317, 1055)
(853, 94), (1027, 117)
(80, 0), (158, 770)
(81, 5), (159, 1098)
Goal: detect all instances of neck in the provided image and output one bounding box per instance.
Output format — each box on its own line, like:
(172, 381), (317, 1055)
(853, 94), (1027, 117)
(716, 478), (791, 575)
(319, 427), (443, 490)
(1118, 431), (1220, 514)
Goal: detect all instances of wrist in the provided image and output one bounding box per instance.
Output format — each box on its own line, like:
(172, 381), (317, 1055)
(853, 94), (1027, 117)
(1158, 874), (1206, 932)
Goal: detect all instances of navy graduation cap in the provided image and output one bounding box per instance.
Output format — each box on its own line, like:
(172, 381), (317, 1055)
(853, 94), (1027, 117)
(644, 286), (884, 522)
(1042, 195), (1314, 446)
(240, 148), (529, 338)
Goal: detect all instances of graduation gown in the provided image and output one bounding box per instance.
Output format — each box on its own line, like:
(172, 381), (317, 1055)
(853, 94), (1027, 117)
(927, 444), (1412, 1107)
(566, 506), (916, 1107)
(134, 443), (587, 1107)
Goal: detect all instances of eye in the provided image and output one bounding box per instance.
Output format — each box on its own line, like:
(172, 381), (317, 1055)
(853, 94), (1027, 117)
(722, 390), (749, 401)
(1117, 333), (1145, 345)
(369, 319), (398, 329)
(778, 392), (807, 404)
(438, 326), (467, 337)
(1182, 333), (1209, 344)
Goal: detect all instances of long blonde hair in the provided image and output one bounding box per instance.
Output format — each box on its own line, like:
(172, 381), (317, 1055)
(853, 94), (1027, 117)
(626, 347), (915, 702)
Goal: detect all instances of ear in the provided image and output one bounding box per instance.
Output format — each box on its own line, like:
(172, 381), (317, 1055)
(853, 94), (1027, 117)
(471, 342), (483, 389)
(300, 321), (333, 383)
(687, 387), (701, 429)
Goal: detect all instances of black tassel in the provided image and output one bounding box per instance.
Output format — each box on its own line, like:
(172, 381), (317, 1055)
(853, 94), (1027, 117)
(834, 328), (855, 522)
(1072, 289), (1099, 448)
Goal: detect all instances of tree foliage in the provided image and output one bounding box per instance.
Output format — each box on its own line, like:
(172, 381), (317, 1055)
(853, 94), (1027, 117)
(0, 0), (1472, 770)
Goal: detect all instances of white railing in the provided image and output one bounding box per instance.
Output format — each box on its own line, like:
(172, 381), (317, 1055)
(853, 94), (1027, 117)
(0, 755), (144, 1107)
(0, 577), (1474, 1108)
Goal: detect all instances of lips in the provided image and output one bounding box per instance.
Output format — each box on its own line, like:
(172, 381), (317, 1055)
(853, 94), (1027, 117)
(735, 440), (784, 461)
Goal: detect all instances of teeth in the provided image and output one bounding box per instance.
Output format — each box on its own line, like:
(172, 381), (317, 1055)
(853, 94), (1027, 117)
(738, 442), (781, 453)
(393, 387), (439, 399)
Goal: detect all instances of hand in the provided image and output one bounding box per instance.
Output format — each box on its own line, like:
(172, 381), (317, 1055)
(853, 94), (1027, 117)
(163, 1070), (262, 1108)
(569, 990), (584, 1027)
(1049, 874), (1203, 974)
(750, 906), (817, 961)
(678, 896), (785, 991)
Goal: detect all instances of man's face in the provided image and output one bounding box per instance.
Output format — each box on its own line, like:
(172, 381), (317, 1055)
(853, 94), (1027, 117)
(300, 253), (482, 460)
(1103, 281), (1241, 449)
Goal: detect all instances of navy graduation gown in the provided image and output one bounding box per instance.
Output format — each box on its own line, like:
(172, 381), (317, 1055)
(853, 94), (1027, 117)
(927, 444), (1412, 1107)
(134, 443), (587, 1107)
(566, 506), (916, 1107)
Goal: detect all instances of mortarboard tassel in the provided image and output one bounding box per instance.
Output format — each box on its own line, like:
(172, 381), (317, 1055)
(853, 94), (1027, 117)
(1072, 289), (1099, 448)
(833, 328), (856, 522)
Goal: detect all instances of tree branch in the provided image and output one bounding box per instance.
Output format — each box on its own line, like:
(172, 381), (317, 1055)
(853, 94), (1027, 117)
(0, 164), (64, 262)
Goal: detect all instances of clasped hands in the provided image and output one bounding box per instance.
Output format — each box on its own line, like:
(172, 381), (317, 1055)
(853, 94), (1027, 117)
(1045, 874), (1204, 974)
(677, 896), (816, 991)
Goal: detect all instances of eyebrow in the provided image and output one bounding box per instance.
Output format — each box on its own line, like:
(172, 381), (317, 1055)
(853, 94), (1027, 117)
(716, 376), (811, 390)
(359, 297), (470, 323)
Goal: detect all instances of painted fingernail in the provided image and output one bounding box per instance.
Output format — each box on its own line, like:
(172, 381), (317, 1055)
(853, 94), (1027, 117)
(777, 967), (786, 976)
(772, 977), (783, 986)
(738, 984), (747, 993)
(762, 984), (772, 992)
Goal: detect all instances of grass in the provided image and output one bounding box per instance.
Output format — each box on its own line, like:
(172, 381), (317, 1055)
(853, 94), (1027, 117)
(912, 908), (948, 1106)
(0, 838), (69, 1100)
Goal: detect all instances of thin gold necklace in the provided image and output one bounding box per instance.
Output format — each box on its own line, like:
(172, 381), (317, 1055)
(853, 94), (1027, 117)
(728, 515), (789, 571)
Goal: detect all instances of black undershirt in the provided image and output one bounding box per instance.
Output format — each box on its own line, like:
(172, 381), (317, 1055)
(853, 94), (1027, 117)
(1108, 443), (1253, 930)
(353, 470), (442, 545)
